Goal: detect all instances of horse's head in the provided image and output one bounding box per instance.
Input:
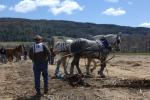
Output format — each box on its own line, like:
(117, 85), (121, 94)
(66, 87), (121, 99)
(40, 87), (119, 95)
(114, 34), (121, 51)
(106, 34), (121, 52)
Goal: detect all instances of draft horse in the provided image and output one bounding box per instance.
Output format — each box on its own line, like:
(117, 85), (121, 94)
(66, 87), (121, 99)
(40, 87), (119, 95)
(70, 34), (121, 78)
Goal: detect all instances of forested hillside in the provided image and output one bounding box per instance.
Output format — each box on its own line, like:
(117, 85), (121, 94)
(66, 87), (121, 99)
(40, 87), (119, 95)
(0, 18), (150, 52)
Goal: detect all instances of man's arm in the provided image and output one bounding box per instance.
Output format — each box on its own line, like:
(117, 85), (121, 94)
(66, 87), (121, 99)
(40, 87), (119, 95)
(29, 47), (33, 60)
(43, 45), (51, 61)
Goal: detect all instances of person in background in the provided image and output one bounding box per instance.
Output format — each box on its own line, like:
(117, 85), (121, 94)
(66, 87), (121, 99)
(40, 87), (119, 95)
(29, 35), (50, 96)
(0, 46), (7, 64)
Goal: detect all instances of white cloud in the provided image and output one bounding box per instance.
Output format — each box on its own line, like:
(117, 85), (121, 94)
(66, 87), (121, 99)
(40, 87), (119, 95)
(9, 7), (13, 11)
(0, 4), (7, 12)
(102, 7), (126, 16)
(10, 0), (36, 13)
(105, 0), (133, 5)
(36, 0), (60, 7)
(50, 0), (83, 15)
(105, 0), (119, 3)
(128, 1), (133, 5)
(10, 0), (83, 15)
(139, 22), (150, 28)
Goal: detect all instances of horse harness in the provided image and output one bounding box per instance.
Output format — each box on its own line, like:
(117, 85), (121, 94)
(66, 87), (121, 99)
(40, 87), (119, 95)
(96, 39), (112, 59)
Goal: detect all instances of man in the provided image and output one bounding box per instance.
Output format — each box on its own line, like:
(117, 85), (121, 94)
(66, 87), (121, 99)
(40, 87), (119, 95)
(0, 46), (7, 64)
(29, 35), (50, 96)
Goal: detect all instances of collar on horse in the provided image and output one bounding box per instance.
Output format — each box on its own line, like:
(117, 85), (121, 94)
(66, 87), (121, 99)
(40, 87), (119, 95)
(95, 40), (103, 58)
(96, 39), (112, 58)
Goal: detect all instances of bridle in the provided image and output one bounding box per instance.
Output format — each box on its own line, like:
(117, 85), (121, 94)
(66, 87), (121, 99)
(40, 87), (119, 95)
(111, 35), (121, 51)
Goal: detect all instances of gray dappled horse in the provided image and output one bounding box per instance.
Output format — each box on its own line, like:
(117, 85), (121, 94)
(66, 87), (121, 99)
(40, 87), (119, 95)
(70, 34), (121, 78)
(53, 39), (73, 75)
(54, 41), (99, 76)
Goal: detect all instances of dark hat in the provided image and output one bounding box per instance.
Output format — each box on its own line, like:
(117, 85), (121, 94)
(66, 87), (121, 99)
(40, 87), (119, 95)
(34, 35), (43, 41)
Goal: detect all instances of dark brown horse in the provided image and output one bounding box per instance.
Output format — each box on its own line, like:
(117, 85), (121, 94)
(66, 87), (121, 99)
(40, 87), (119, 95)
(6, 48), (14, 62)
(14, 45), (24, 61)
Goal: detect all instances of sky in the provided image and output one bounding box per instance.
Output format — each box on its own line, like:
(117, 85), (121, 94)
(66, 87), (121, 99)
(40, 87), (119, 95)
(0, 0), (150, 28)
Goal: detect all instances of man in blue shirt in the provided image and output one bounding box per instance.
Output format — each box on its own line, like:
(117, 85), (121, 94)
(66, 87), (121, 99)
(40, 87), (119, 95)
(29, 35), (50, 96)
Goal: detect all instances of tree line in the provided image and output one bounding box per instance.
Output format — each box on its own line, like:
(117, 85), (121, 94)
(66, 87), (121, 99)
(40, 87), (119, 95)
(0, 18), (150, 53)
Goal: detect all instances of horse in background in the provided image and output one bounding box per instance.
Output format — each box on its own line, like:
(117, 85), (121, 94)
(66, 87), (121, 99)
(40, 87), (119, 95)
(14, 45), (25, 62)
(6, 48), (14, 62)
(53, 38), (74, 75)
(48, 36), (74, 65)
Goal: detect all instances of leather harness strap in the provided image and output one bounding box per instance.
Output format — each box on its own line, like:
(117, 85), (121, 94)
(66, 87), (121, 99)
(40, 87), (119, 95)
(95, 40), (103, 59)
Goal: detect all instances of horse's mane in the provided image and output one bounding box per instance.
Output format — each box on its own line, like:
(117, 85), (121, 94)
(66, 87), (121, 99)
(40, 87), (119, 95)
(51, 36), (75, 48)
(93, 34), (117, 39)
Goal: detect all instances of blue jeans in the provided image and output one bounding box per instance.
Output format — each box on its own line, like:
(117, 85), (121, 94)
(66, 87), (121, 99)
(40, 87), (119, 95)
(33, 61), (48, 93)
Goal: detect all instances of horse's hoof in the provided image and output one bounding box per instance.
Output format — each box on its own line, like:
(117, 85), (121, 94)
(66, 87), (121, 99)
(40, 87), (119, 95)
(100, 75), (106, 78)
(85, 74), (93, 78)
(98, 71), (106, 78)
(98, 71), (100, 74)
(90, 69), (93, 73)
(79, 74), (84, 77)
(86, 73), (90, 75)
(65, 73), (69, 75)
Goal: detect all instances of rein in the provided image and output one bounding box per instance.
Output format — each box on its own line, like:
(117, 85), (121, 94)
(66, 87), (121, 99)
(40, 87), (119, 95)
(103, 54), (115, 64)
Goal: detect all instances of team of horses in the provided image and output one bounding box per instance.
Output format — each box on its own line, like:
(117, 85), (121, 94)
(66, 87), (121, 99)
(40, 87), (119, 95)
(50, 34), (121, 78)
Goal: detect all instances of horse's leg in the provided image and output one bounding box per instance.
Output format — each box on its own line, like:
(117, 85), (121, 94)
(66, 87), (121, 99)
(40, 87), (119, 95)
(14, 53), (18, 62)
(11, 56), (13, 62)
(98, 58), (106, 78)
(70, 56), (75, 75)
(16, 55), (18, 62)
(90, 59), (97, 73)
(55, 58), (61, 76)
(17, 53), (21, 61)
(19, 53), (21, 61)
(62, 57), (68, 75)
(86, 58), (92, 75)
(75, 55), (82, 75)
(15, 54), (18, 62)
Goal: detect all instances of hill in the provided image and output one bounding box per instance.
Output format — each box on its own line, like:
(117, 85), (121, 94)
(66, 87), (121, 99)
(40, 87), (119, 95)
(0, 18), (150, 41)
(0, 18), (150, 52)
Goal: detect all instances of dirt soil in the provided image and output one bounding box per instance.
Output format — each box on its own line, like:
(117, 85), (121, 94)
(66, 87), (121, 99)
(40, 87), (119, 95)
(0, 54), (150, 100)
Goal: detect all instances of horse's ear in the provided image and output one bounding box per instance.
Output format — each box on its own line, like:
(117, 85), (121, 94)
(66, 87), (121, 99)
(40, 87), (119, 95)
(116, 32), (121, 43)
